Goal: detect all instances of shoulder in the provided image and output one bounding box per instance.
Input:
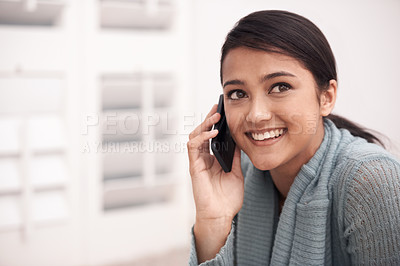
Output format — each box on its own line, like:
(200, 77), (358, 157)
(333, 136), (400, 196)
(332, 136), (400, 225)
(321, 119), (399, 181)
(330, 130), (400, 217)
(335, 136), (400, 179)
(340, 147), (400, 202)
(325, 118), (399, 175)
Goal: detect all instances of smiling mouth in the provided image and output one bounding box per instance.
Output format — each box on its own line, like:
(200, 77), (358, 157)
(247, 128), (287, 141)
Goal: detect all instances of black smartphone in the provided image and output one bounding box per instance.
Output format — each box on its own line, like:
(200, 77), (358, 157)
(211, 94), (236, 173)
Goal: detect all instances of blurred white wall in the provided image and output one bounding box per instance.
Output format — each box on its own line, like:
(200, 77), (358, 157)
(0, 0), (194, 265)
(192, 0), (400, 157)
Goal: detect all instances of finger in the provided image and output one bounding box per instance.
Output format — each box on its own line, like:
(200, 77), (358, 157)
(189, 111), (221, 140)
(200, 137), (211, 154)
(189, 104), (219, 140)
(187, 129), (219, 163)
(200, 113), (223, 153)
(187, 129), (219, 176)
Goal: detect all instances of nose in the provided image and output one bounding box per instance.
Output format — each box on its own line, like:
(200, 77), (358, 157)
(245, 96), (272, 125)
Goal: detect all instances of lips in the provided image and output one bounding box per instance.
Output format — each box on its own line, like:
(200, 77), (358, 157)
(247, 128), (287, 141)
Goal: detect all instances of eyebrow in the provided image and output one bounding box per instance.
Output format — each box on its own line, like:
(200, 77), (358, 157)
(223, 71), (296, 88)
(261, 71), (296, 82)
(223, 79), (244, 88)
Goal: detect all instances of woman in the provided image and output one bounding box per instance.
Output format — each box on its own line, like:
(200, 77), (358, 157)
(187, 10), (400, 265)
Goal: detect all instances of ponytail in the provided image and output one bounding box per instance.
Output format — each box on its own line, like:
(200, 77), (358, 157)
(327, 114), (385, 148)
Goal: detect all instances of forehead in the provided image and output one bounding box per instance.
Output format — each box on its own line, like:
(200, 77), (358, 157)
(221, 47), (310, 80)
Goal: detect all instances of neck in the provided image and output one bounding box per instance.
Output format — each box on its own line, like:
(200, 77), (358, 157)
(270, 161), (302, 198)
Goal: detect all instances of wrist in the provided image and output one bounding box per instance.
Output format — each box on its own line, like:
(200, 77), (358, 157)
(194, 216), (233, 234)
(193, 217), (233, 263)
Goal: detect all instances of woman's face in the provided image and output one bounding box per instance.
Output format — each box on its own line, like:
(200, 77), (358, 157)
(222, 47), (327, 172)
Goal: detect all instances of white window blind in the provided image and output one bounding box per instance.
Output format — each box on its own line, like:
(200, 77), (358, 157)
(30, 155), (67, 189)
(0, 75), (69, 235)
(100, 0), (174, 29)
(0, 0), (66, 26)
(101, 72), (178, 211)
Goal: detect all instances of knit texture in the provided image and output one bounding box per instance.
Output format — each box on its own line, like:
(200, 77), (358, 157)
(189, 119), (400, 265)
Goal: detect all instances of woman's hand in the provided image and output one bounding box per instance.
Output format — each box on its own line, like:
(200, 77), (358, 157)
(187, 104), (244, 262)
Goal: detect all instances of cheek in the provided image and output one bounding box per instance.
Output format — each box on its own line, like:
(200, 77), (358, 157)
(279, 97), (320, 134)
(284, 110), (320, 135)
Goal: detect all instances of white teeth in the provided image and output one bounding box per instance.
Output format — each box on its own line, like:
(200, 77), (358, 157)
(251, 129), (285, 141)
(269, 131), (275, 138)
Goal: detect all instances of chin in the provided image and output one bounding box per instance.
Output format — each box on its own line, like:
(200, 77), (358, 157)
(246, 153), (281, 171)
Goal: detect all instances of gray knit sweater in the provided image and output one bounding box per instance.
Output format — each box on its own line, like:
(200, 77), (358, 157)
(189, 119), (400, 265)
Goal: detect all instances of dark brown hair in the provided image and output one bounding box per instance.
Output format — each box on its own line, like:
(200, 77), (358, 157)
(220, 10), (384, 147)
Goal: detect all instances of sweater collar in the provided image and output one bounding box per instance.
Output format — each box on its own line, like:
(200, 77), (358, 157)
(286, 118), (337, 201)
(270, 118), (341, 265)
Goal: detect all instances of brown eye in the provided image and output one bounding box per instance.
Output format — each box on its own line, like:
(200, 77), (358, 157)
(229, 90), (247, 100)
(270, 83), (291, 93)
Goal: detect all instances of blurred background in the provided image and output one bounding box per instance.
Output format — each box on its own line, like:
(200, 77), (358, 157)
(0, 0), (399, 265)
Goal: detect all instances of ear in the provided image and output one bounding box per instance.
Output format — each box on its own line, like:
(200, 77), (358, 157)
(320, 79), (337, 117)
